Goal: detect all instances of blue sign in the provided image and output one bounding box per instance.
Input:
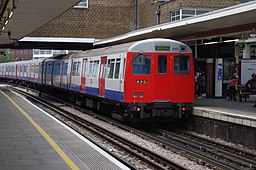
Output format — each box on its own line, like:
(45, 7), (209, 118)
(217, 64), (222, 80)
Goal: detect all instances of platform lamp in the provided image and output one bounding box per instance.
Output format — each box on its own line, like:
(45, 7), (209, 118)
(250, 28), (256, 38)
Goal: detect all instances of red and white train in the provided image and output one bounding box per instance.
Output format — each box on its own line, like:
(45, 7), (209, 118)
(0, 38), (195, 123)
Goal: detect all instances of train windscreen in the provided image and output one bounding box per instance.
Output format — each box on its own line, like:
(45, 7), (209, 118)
(132, 54), (151, 74)
(174, 55), (190, 74)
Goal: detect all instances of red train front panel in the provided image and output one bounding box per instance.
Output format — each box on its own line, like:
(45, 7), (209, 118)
(124, 51), (194, 119)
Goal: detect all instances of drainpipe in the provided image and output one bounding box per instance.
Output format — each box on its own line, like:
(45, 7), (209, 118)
(155, 6), (161, 25)
(134, 0), (137, 30)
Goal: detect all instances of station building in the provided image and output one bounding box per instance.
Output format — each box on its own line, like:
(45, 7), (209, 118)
(8, 0), (256, 98)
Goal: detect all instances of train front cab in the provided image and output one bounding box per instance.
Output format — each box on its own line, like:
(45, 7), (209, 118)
(124, 40), (194, 121)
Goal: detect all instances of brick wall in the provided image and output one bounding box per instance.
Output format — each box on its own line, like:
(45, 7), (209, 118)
(29, 0), (242, 38)
(137, 0), (159, 29)
(29, 0), (135, 39)
(180, 0), (239, 8)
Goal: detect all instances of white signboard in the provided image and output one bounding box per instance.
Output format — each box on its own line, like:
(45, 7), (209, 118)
(241, 59), (256, 84)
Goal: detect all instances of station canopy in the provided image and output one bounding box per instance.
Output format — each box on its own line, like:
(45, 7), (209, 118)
(1, 1), (256, 50)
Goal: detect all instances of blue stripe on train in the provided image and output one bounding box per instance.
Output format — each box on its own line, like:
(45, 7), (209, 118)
(86, 87), (124, 102)
(70, 84), (81, 92)
(105, 89), (124, 102)
(62, 84), (124, 102)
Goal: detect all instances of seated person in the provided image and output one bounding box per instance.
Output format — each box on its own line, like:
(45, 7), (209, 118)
(245, 73), (256, 93)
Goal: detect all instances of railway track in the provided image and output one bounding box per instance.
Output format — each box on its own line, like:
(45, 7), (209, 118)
(8, 86), (186, 170)
(151, 128), (256, 170)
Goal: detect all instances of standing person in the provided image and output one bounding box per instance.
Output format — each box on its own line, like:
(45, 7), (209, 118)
(228, 75), (239, 101)
(196, 71), (206, 99)
(195, 70), (201, 97)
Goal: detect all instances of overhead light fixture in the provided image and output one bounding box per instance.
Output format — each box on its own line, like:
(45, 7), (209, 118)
(4, 19), (9, 25)
(9, 11), (14, 18)
(250, 28), (256, 37)
(223, 39), (239, 43)
(0, 0), (17, 33)
(204, 41), (218, 45)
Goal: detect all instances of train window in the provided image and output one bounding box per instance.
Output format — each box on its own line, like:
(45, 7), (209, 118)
(114, 58), (121, 79)
(174, 55), (190, 74)
(158, 55), (167, 74)
(75, 62), (80, 76)
(132, 54), (151, 75)
(87, 60), (99, 78)
(87, 61), (93, 77)
(24, 66), (27, 73)
(72, 62), (81, 76)
(46, 63), (52, 75)
(30, 65), (34, 73)
(64, 63), (68, 76)
(54, 62), (61, 75)
(92, 60), (99, 77)
(106, 59), (115, 78)
(122, 58), (126, 79)
(71, 62), (76, 76)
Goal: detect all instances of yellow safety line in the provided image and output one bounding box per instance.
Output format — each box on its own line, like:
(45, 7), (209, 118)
(1, 91), (79, 170)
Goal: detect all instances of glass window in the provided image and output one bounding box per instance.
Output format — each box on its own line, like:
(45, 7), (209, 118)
(46, 63), (52, 74)
(240, 0), (251, 3)
(132, 54), (151, 75)
(35, 64), (39, 73)
(33, 49), (39, 55)
(74, 0), (88, 8)
(54, 62), (61, 75)
(76, 62), (81, 76)
(158, 55), (167, 74)
(106, 59), (115, 78)
(182, 9), (195, 15)
(196, 10), (209, 15)
(87, 61), (93, 77)
(171, 10), (181, 22)
(122, 58), (126, 79)
(171, 9), (210, 22)
(72, 62), (81, 76)
(174, 56), (190, 74)
(64, 63), (68, 76)
(92, 61), (99, 77)
(72, 62), (76, 76)
(114, 59), (121, 79)
(24, 66), (27, 73)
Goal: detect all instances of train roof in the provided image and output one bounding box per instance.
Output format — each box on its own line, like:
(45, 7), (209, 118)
(69, 38), (192, 59)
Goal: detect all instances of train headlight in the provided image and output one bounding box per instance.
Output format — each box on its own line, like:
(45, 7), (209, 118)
(139, 92), (144, 98)
(133, 92), (138, 98)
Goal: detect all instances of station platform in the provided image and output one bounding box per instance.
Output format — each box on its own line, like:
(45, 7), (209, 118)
(0, 86), (130, 170)
(193, 95), (256, 128)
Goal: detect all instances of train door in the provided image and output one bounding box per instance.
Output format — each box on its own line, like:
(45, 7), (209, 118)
(60, 61), (65, 88)
(154, 54), (170, 99)
(15, 64), (18, 79)
(69, 60), (73, 90)
(99, 56), (107, 96)
(81, 58), (87, 93)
